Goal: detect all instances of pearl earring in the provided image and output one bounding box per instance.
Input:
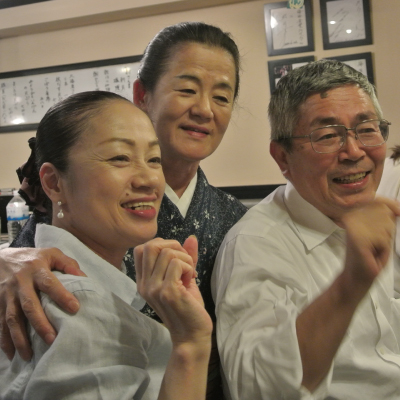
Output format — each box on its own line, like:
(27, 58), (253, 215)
(57, 201), (64, 219)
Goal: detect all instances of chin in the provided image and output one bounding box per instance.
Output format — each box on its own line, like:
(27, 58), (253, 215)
(135, 229), (158, 245)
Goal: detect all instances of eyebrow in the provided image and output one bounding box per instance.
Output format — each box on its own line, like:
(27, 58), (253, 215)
(99, 138), (160, 148)
(175, 74), (234, 92)
(309, 112), (378, 128)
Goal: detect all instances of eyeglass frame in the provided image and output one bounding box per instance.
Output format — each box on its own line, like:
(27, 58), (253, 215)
(289, 119), (391, 154)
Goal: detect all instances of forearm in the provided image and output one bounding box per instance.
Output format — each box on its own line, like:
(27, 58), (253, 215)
(296, 270), (370, 392)
(158, 339), (211, 400)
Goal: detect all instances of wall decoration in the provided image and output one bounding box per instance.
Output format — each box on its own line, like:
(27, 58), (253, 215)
(268, 56), (315, 93)
(0, 0), (51, 9)
(264, 1), (314, 56)
(0, 55), (141, 133)
(320, 0), (372, 49)
(325, 52), (374, 84)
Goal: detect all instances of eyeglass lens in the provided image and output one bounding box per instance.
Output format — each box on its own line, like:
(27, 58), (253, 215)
(310, 120), (389, 153)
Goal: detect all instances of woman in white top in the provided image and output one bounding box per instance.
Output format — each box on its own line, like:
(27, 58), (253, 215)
(0, 91), (212, 399)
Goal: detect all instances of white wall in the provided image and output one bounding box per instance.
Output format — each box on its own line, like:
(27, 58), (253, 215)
(0, 0), (399, 190)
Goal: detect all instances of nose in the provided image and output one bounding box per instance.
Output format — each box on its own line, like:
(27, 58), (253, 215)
(131, 164), (162, 191)
(338, 130), (366, 162)
(191, 94), (213, 120)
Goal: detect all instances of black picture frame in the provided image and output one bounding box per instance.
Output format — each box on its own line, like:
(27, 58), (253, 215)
(268, 56), (315, 94)
(0, 0), (52, 9)
(325, 52), (374, 84)
(0, 55), (142, 133)
(320, 0), (372, 50)
(264, 1), (314, 56)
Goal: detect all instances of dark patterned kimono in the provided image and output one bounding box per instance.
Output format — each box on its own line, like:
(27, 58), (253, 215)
(124, 167), (247, 400)
(10, 167), (248, 400)
(124, 167), (248, 322)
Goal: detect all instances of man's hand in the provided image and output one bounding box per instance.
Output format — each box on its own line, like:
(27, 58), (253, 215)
(0, 247), (85, 361)
(298, 197), (400, 392)
(341, 196), (400, 299)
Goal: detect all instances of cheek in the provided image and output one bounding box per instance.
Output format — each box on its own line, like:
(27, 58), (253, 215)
(370, 146), (386, 166)
(216, 109), (233, 133)
(156, 171), (166, 196)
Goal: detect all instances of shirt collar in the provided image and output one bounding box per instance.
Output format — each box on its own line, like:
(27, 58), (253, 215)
(164, 171), (198, 218)
(35, 224), (141, 306)
(283, 181), (344, 251)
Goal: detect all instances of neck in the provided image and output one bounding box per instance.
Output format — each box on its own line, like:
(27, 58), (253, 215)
(162, 157), (200, 198)
(52, 217), (126, 270)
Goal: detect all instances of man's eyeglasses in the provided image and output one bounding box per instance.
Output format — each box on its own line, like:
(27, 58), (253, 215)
(290, 119), (391, 154)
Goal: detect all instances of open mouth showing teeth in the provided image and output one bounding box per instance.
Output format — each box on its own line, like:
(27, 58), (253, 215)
(122, 202), (153, 210)
(333, 172), (368, 184)
(183, 127), (208, 134)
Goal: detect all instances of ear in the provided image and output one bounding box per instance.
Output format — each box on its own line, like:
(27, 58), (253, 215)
(133, 79), (148, 112)
(270, 141), (291, 180)
(39, 162), (64, 202)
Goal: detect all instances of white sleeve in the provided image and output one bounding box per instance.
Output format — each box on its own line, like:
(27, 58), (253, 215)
(24, 279), (161, 400)
(213, 233), (332, 400)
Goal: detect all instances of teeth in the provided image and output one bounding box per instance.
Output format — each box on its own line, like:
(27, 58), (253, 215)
(334, 172), (367, 183)
(185, 127), (207, 134)
(122, 201), (154, 210)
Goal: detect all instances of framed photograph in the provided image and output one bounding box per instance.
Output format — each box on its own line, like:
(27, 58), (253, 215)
(320, 0), (372, 50)
(0, 55), (142, 133)
(268, 56), (315, 93)
(325, 52), (374, 84)
(264, 1), (314, 56)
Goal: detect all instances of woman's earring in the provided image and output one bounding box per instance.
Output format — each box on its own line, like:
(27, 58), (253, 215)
(57, 201), (64, 219)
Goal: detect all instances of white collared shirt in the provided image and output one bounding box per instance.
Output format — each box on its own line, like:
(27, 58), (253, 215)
(212, 182), (400, 400)
(0, 224), (172, 400)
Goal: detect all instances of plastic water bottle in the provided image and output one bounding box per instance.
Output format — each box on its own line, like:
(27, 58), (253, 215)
(6, 190), (30, 243)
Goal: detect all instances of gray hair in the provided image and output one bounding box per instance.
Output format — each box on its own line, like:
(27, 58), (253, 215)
(268, 59), (382, 151)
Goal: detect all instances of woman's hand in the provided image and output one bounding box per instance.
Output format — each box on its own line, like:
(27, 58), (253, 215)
(0, 247), (84, 360)
(134, 236), (212, 400)
(134, 236), (212, 343)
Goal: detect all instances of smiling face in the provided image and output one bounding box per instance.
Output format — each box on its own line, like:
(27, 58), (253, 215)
(55, 100), (165, 263)
(139, 42), (236, 165)
(271, 85), (386, 224)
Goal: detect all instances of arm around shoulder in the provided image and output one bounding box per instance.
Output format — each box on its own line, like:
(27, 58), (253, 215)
(0, 247), (83, 361)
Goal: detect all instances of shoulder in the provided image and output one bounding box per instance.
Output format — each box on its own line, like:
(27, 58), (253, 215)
(40, 274), (111, 317)
(209, 185), (247, 210)
(40, 274), (162, 345)
(222, 185), (289, 242)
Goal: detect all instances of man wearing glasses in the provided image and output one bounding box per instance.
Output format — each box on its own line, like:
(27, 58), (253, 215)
(212, 60), (400, 400)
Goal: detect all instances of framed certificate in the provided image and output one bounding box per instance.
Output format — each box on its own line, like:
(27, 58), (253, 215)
(0, 55), (141, 133)
(264, 1), (314, 56)
(325, 52), (374, 84)
(320, 0), (372, 49)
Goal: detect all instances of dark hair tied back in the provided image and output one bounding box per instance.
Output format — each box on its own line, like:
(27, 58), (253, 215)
(17, 91), (131, 213)
(16, 137), (47, 212)
(138, 21), (241, 99)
